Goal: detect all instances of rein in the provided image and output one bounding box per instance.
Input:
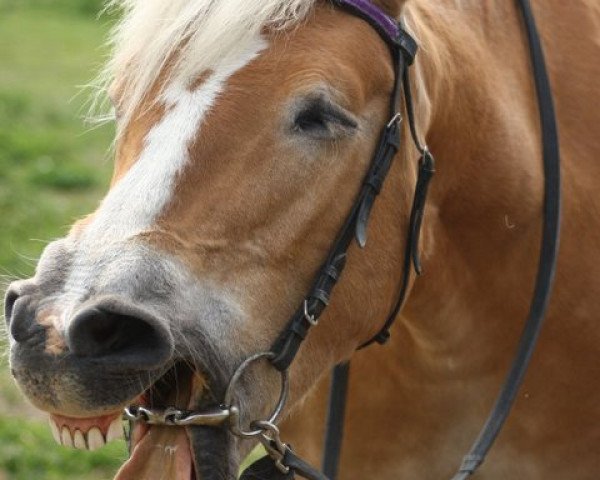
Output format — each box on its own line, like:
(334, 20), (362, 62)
(125, 0), (561, 478)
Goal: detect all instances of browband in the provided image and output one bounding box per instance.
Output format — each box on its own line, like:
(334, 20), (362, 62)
(333, 0), (399, 41)
(333, 0), (416, 60)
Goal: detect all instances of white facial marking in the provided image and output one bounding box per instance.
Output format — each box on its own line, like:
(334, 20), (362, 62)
(90, 37), (266, 243)
(62, 35), (267, 302)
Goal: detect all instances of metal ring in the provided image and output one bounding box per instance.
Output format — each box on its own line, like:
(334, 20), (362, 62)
(224, 352), (289, 438)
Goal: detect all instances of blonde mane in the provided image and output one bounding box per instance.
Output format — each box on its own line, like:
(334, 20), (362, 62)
(94, 0), (319, 131)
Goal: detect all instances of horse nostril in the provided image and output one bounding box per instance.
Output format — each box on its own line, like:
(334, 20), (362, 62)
(6, 291), (44, 344)
(67, 304), (174, 370)
(73, 308), (122, 354)
(4, 288), (20, 327)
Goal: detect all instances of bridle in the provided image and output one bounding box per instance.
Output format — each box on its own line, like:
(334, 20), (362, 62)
(124, 0), (561, 478)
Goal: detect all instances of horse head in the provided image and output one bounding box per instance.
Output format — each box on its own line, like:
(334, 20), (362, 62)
(5, 1), (418, 478)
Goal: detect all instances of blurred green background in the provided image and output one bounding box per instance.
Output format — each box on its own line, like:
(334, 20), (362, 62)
(0, 0), (128, 478)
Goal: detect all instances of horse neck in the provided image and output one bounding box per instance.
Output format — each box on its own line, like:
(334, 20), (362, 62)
(399, 0), (544, 365)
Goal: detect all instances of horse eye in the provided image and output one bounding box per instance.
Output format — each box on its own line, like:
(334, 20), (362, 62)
(292, 100), (358, 139)
(295, 108), (329, 132)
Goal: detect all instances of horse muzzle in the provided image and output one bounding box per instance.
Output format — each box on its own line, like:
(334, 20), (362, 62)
(5, 282), (175, 413)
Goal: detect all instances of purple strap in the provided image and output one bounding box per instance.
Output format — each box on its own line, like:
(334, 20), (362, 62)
(334, 0), (400, 40)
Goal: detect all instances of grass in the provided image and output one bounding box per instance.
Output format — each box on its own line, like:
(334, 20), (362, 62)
(0, 5), (114, 278)
(0, 3), (126, 479)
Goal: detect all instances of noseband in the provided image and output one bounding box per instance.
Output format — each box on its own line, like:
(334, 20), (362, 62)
(126, 0), (561, 478)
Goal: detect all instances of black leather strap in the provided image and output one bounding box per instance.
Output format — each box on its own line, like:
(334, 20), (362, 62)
(321, 363), (350, 479)
(284, 449), (330, 480)
(239, 454), (295, 480)
(451, 0), (561, 477)
(360, 146), (434, 347)
(270, 23), (423, 371)
(240, 445), (330, 480)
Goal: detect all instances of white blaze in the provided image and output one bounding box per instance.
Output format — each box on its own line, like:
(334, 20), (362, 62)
(62, 36), (267, 299)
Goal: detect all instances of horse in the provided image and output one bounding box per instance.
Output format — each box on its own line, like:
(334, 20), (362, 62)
(4, 0), (599, 478)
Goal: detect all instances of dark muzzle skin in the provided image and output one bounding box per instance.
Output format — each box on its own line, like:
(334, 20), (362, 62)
(6, 283), (175, 415)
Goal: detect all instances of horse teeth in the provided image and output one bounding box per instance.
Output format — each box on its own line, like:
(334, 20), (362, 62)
(87, 427), (105, 451)
(49, 419), (61, 445)
(73, 430), (86, 450)
(106, 418), (124, 443)
(61, 427), (74, 448)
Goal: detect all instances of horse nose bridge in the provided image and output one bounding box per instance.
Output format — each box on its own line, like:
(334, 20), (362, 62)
(60, 236), (184, 305)
(65, 297), (175, 370)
